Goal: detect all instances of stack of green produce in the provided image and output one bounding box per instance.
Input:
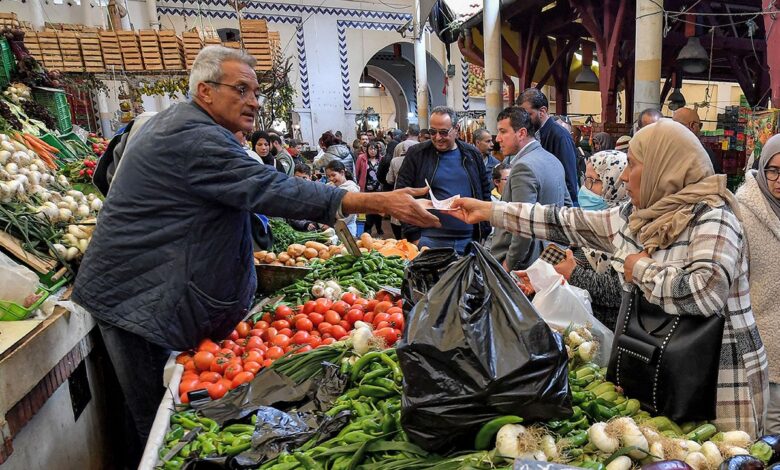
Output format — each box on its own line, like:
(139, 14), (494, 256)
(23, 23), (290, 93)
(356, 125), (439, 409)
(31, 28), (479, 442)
(277, 252), (407, 304)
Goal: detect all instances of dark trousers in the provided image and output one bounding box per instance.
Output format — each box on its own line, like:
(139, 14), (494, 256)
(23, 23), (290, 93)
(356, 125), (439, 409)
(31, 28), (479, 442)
(391, 223), (403, 240)
(98, 321), (170, 462)
(364, 214), (384, 235)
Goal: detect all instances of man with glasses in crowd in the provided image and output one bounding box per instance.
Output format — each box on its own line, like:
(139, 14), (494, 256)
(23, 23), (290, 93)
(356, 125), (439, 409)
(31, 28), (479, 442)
(518, 88), (580, 206)
(490, 106), (571, 270)
(71, 46), (439, 466)
(395, 106), (491, 254)
(673, 107), (722, 173)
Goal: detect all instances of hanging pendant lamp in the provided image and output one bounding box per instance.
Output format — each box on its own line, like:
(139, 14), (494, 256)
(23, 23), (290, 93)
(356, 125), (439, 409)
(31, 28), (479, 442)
(575, 42), (599, 84)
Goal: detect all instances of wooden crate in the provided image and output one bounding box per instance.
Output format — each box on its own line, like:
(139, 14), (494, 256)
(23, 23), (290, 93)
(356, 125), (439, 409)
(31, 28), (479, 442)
(37, 31), (63, 71)
(223, 41), (241, 49)
(203, 37), (221, 47)
(0, 12), (19, 29)
(158, 30), (184, 70)
(23, 32), (44, 63)
(57, 31), (84, 72)
(240, 19), (272, 71)
(116, 30), (143, 71)
(99, 30), (123, 68)
(138, 30), (163, 70)
(182, 31), (202, 70)
(79, 29), (103, 72)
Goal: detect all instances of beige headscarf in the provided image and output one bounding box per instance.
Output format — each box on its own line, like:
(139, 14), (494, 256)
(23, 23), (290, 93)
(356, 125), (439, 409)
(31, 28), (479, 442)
(627, 119), (740, 254)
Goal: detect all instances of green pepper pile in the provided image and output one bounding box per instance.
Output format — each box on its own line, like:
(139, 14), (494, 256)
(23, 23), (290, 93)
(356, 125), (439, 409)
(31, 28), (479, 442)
(277, 252), (407, 304)
(159, 411), (258, 469)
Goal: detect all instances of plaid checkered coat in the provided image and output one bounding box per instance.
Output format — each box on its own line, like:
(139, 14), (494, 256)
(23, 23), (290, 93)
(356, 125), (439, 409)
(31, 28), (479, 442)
(492, 201), (769, 437)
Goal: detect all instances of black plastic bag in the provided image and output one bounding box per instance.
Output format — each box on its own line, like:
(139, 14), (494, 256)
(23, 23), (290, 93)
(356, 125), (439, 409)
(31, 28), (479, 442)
(397, 243), (572, 453)
(401, 247), (459, 314)
(428, 0), (460, 44)
(231, 407), (351, 469)
(193, 363), (349, 425)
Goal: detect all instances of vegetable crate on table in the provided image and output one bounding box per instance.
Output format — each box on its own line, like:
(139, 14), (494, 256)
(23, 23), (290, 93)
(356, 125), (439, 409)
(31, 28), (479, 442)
(0, 277), (69, 321)
(32, 87), (72, 134)
(0, 38), (15, 89)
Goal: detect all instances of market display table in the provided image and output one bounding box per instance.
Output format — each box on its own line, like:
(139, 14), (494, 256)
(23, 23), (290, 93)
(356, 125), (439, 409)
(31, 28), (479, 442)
(0, 304), (113, 469)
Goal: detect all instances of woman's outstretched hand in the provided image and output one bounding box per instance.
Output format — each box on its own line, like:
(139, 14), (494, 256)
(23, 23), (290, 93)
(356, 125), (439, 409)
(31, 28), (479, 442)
(448, 198), (493, 224)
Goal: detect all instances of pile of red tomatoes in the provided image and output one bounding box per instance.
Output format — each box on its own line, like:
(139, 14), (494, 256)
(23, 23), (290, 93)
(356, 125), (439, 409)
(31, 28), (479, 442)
(176, 292), (404, 402)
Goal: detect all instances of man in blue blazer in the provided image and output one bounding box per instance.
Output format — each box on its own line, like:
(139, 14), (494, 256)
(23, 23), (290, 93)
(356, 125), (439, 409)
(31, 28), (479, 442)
(490, 106), (572, 270)
(518, 88), (579, 206)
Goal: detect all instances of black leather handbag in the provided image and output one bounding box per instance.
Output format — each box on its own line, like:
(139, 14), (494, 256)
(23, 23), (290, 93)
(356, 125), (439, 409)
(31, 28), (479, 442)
(606, 287), (725, 422)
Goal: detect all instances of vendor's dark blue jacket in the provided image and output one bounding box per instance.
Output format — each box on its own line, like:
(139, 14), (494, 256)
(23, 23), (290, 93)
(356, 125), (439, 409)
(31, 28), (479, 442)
(72, 102), (346, 350)
(394, 139), (491, 243)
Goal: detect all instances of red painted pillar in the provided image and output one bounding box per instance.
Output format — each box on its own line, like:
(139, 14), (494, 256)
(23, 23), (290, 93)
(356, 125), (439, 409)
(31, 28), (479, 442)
(764, 0), (780, 105)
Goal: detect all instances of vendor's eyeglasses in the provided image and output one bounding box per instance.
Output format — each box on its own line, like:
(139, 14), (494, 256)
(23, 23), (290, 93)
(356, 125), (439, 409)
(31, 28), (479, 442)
(765, 167), (780, 182)
(428, 128), (453, 137)
(206, 81), (262, 100)
(584, 176), (602, 189)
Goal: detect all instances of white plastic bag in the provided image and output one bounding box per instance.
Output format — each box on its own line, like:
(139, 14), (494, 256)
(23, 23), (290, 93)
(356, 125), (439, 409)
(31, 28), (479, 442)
(524, 259), (614, 365)
(0, 251), (40, 305)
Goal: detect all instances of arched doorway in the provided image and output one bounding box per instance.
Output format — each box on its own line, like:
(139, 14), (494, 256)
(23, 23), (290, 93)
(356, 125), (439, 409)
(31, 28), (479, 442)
(357, 42), (448, 132)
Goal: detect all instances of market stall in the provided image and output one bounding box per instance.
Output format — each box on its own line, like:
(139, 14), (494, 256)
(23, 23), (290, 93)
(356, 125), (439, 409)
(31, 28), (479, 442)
(0, 28), (116, 468)
(139, 238), (780, 470)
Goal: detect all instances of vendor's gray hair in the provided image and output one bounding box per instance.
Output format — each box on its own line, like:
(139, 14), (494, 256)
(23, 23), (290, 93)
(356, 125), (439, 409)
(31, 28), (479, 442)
(188, 46), (257, 98)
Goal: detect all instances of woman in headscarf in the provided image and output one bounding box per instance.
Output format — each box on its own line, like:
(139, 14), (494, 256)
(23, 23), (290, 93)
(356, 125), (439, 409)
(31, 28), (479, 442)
(592, 132), (614, 152)
(736, 134), (780, 433)
(449, 119), (769, 437)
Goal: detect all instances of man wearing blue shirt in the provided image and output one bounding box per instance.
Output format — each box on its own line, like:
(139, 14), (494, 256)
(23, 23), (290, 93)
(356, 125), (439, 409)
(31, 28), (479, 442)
(395, 106), (492, 254)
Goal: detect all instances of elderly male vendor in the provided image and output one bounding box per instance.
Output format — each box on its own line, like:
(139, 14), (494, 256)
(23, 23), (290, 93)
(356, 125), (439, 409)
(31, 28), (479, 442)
(72, 46), (437, 463)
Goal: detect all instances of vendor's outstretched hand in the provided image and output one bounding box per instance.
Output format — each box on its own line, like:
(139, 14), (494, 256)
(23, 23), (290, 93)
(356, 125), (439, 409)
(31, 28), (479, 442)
(386, 187), (441, 228)
(449, 198), (493, 224)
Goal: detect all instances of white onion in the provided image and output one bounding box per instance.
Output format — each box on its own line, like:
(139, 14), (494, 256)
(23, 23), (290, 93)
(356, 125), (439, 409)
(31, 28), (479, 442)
(0, 150), (10, 164)
(58, 208), (72, 221)
(5, 162), (18, 174)
(76, 204), (90, 218)
(90, 198), (103, 212)
(65, 246), (79, 261)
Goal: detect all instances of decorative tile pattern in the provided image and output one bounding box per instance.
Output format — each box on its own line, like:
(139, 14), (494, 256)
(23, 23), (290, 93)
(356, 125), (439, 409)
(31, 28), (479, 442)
(158, 3), (424, 111)
(461, 56), (470, 111)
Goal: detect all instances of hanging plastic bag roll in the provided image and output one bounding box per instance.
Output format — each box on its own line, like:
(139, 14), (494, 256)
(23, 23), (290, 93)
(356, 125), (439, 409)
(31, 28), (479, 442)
(524, 259), (615, 365)
(397, 243), (572, 453)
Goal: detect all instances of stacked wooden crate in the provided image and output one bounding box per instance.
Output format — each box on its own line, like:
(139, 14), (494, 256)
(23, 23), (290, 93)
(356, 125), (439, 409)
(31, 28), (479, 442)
(158, 30), (184, 70)
(269, 31), (281, 55)
(23, 32), (44, 63)
(182, 31), (202, 69)
(239, 19), (272, 71)
(57, 31), (84, 72)
(203, 37), (221, 47)
(99, 30), (123, 69)
(117, 30), (143, 71)
(80, 28), (103, 72)
(37, 31), (64, 71)
(223, 41), (241, 50)
(0, 12), (19, 29)
(139, 30), (163, 70)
